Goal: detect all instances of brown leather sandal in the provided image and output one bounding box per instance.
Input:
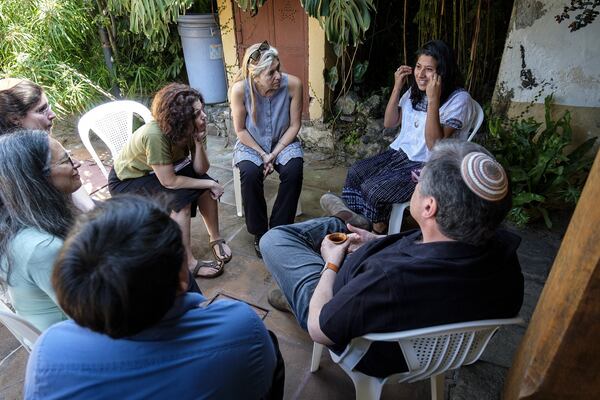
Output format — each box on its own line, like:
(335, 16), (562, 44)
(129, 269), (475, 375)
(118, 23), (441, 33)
(191, 260), (224, 279)
(209, 239), (232, 264)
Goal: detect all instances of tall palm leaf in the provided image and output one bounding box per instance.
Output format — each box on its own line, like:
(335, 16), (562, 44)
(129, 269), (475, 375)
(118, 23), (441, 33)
(302, 0), (375, 46)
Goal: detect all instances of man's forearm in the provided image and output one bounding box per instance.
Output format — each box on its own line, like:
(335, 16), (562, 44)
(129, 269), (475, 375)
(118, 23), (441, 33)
(307, 268), (337, 345)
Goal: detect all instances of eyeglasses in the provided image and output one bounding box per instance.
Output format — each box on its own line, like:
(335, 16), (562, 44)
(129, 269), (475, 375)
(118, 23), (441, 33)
(54, 154), (74, 167)
(36, 102), (53, 116)
(43, 154), (74, 176)
(249, 41), (270, 64)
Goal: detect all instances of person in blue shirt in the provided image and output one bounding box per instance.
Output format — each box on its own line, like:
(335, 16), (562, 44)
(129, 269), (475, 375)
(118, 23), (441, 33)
(25, 195), (283, 400)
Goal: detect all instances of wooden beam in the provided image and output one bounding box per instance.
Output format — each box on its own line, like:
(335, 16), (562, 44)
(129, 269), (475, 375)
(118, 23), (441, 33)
(504, 150), (600, 399)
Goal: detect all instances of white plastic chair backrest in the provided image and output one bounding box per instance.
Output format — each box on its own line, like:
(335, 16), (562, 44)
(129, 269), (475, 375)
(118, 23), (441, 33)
(333, 317), (523, 384)
(77, 100), (153, 178)
(0, 301), (41, 353)
(465, 98), (484, 142)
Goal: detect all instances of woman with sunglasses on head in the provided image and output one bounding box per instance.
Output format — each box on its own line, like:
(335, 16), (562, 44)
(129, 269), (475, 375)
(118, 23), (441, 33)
(0, 130), (82, 331)
(0, 78), (95, 212)
(230, 41), (304, 258)
(320, 40), (475, 234)
(109, 83), (231, 279)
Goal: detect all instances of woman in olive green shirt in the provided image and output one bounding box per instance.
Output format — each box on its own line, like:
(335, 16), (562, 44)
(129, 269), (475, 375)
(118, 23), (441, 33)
(109, 83), (231, 278)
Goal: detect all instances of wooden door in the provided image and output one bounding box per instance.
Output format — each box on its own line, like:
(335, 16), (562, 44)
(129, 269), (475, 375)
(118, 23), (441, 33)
(233, 0), (309, 118)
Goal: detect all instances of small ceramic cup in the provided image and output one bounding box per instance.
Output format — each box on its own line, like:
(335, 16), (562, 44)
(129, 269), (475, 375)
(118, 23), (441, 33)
(327, 232), (348, 245)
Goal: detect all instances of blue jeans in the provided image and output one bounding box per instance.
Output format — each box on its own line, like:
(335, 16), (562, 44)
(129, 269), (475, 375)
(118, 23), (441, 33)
(260, 217), (346, 329)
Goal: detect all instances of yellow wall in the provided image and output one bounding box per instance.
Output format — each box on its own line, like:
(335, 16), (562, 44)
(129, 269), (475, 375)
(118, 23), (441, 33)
(307, 18), (325, 120)
(217, 0), (326, 120)
(217, 0), (239, 93)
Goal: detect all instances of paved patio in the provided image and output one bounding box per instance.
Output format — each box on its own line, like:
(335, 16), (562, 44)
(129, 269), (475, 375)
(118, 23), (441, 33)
(0, 130), (563, 399)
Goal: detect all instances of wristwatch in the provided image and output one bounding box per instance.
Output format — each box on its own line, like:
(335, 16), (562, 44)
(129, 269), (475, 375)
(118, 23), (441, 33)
(320, 262), (339, 276)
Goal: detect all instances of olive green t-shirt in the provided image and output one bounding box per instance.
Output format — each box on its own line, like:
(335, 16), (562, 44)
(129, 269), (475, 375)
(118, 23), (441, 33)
(114, 120), (194, 180)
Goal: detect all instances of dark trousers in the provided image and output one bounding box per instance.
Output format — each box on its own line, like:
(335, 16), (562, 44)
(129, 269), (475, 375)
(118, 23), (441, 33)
(237, 158), (303, 236)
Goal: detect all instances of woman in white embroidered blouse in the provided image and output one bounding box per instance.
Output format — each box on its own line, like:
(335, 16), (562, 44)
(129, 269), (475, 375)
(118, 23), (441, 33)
(321, 40), (474, 234)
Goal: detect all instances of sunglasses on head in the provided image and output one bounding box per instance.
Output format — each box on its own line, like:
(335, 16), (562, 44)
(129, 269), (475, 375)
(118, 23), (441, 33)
(249, 41), (270, 64)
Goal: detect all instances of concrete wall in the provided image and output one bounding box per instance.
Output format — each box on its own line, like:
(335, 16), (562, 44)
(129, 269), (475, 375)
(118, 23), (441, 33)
(493, 0), (600, 146)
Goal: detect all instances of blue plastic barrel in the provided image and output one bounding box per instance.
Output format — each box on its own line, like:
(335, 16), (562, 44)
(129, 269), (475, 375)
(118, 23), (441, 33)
(177, 14), (228, 104)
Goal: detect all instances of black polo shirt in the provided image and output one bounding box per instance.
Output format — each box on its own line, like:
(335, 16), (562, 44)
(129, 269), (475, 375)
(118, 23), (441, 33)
(319, 229), (523, 378)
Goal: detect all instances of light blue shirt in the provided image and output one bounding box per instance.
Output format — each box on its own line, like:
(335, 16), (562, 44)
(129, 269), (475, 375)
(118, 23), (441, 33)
(25, 293), (276, 400)
(233, 73), (303, 166)
(1, 228), (66, 331)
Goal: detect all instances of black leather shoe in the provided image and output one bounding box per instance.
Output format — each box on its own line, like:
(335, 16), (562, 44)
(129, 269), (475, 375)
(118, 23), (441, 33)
(254, 235), (263, 259)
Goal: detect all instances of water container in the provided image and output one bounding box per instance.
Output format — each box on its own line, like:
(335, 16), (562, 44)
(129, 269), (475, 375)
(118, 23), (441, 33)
(177, 14), (228, 104)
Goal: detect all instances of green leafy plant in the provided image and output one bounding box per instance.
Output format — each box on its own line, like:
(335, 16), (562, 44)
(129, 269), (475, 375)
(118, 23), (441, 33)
(0, 0), (113, 114)
(485, 95), (597, 228)
(97, 0), (220, 97)
(106, 0), (193, 50)
(302, 0), (375, 47)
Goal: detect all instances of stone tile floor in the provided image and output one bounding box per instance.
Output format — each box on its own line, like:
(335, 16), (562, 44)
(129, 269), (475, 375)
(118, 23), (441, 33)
(0, 132), (564, 400)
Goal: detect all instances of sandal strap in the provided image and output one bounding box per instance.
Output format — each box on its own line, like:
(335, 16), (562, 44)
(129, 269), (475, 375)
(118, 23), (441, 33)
(209, 239), (231, 262)
(209, 238), (226, 246)
(192, 260), (220, 276)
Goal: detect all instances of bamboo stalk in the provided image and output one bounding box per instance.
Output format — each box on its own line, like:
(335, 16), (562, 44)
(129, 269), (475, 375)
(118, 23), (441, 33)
(403, 0), (407, 63)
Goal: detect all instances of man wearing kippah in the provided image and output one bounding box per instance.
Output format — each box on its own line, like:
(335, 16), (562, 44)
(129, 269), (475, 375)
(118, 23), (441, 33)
(260, 139), (523, 378)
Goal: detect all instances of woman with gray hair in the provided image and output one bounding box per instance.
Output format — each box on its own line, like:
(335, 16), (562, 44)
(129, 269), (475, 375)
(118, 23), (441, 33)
(230, 41), (304, 257)
(0, 130), (83, 330)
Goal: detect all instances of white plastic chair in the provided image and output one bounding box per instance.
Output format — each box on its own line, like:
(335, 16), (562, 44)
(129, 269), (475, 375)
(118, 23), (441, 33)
(310, 317), (523, 400)
(232, 165), (302, 217)
(0, 301), (41, 353)
(387, 98), (484, 234)
(78, 100), (153, 178)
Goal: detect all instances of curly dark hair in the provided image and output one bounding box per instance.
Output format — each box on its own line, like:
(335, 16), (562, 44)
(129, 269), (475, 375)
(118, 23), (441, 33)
(151, 83), (204, 143)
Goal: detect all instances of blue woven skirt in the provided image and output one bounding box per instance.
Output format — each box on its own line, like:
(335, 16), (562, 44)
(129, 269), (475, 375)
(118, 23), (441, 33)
(342, 148), (423, 223)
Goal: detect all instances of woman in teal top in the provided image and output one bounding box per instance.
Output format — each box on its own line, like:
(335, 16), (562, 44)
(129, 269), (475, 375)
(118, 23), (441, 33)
(0, 130), (83, 331)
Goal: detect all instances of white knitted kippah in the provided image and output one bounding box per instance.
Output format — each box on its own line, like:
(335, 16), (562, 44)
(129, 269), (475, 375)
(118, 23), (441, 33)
(460, 152), (508, 202)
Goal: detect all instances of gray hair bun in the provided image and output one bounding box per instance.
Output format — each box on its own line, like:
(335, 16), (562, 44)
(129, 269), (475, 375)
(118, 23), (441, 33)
(460, 152), (508, 201)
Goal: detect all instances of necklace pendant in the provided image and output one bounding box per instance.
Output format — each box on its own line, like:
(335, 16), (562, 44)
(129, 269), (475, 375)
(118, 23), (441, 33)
(414, 120), (419, 128)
